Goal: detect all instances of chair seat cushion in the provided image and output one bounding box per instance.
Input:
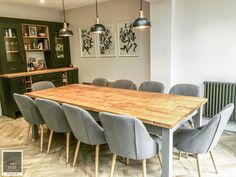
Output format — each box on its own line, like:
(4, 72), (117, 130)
(173, 128), (200, 148)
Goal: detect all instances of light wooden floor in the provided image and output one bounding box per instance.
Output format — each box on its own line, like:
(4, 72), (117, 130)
(0, 117), (236, 177)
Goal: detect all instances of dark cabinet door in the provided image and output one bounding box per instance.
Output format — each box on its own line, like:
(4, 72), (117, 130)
(46, 24), (71, 68)
(67, 69), (79, 84)
(0, 23), (26, 74)
(32, 72), (63, 87)
(0, 77), (26, 118)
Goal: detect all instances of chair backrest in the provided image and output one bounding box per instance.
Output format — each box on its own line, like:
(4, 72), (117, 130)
(99, 112), (159, 160)
(13, 93), (44, 125)
(177, 103), (234, 153)
(62, 103), (106, 145)
(139, 81), (164, 93)
(31, 81), (55, 91)
(169, 84), (199, 97)
(92, 78), (108, 87)
(35, 98), (71, 133)
(111, 79), (137, 90)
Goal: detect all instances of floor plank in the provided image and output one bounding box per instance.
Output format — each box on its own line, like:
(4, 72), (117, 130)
(0, 117), (236, 177)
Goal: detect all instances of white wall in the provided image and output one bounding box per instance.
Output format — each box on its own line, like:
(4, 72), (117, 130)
(150, 0), (236, 94)
(150, 0), (174, 91)
(67, 0), (150, 86)
(172, 0), (236, 94)
(0, 2), (62, 22)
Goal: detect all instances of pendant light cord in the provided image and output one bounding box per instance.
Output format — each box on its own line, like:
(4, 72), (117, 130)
(140, 0), (143, 11)
(62, 0), (66, 22)
(96, 0), (98, 18)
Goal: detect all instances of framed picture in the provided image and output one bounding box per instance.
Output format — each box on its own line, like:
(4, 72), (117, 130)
(98, 24), (116, 57)
(117, 21), (139, 57)
(79, 27), (97, 57)
(29, 26), (37, 37)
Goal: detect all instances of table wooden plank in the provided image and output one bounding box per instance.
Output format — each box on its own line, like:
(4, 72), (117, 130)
(25, 84), (207, 129)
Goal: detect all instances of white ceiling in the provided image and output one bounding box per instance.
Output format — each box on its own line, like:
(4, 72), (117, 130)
(0, 0), (112, 10)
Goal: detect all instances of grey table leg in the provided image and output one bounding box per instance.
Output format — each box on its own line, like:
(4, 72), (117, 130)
(194, 107), (203, 128)
(162, 128), (173, 177)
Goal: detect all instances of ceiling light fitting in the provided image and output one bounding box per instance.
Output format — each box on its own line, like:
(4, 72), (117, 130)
(133, 0), (151, 29)
(90, 0), (106, 34)
(59, 0), (73, 37)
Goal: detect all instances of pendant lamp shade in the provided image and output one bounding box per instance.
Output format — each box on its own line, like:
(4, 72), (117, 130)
(59, 0), (73, 37)
(133, 0), (151, 29)
(59, 23), (73, 36)
(91, 0), (106, 34)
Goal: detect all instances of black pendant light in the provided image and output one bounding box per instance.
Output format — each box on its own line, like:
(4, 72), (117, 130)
(90, 0), (106, 34)
(59, 0), (73, 37)
(133, 0), (151, 29)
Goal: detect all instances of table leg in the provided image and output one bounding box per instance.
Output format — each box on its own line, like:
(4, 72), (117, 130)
(194, 107), (203, 128)
(162, 128), (173, 177)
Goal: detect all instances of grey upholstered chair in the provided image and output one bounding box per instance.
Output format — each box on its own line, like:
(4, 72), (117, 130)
(139, 81), (164, 93)
(111, 79), (137, 90)
(169, 84), (200, 128)
(62, 104), (107, 177)
(35, 98), (71, 164)
(92, 78), (109, 87)
(31, 81), (55, 91)
(13, 93), (45, 152)
(99, 112), (162, 177)
(174, 103), (234, 177)
(169, 83), (200, 97)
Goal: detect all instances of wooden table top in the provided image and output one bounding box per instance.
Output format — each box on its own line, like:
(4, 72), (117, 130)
(25, 84), (207, 129)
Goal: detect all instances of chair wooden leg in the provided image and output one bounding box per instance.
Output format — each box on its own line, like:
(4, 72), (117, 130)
(47, 130), (53, 154)
(110, 154), (117, 177)
(178, 150), (181, 160)
(142, 159), (147, 177)
(25, 123), (31, 145)
(73, 140), (81, 166)
(126, 158), (129, 165)
(66, 132), (70, 164)
(40, 124), (44, 152)
(95, 145), (100, 177)
(209, 151), (218, 173)
(196, 154), (201, 177)
(157, 154), (162, 167)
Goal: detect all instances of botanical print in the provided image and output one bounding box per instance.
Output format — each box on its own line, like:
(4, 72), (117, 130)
(118, 21), (139, 56)
(79, 28), (97, 57)
(98, 24), (116, 57)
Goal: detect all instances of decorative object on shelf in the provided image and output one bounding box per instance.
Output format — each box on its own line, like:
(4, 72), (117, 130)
(118, 21), (139, 56)
(27, 57), (47, 71)
(90, 0), (106, 34)
(79, 27), (97, 57)
(29, 26), (37, 37)
(98, 24), (116, 57)
(59, 0), (73, 37)
(133, 0), (151, 29)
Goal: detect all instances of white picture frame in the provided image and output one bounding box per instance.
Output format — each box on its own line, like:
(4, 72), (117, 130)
(79, 27), (97, 58)
(98, 24), (117, 57)
(117, 20), (139, 57)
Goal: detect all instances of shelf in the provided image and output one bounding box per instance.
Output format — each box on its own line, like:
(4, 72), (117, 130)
(6, 51), (19, 53)
(25, 49), (50, 52)
(4, 37), (17, 39)
(23, 36), (49, 39)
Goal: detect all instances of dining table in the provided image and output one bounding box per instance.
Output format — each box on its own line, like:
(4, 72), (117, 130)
(25, 84), (207, 177)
